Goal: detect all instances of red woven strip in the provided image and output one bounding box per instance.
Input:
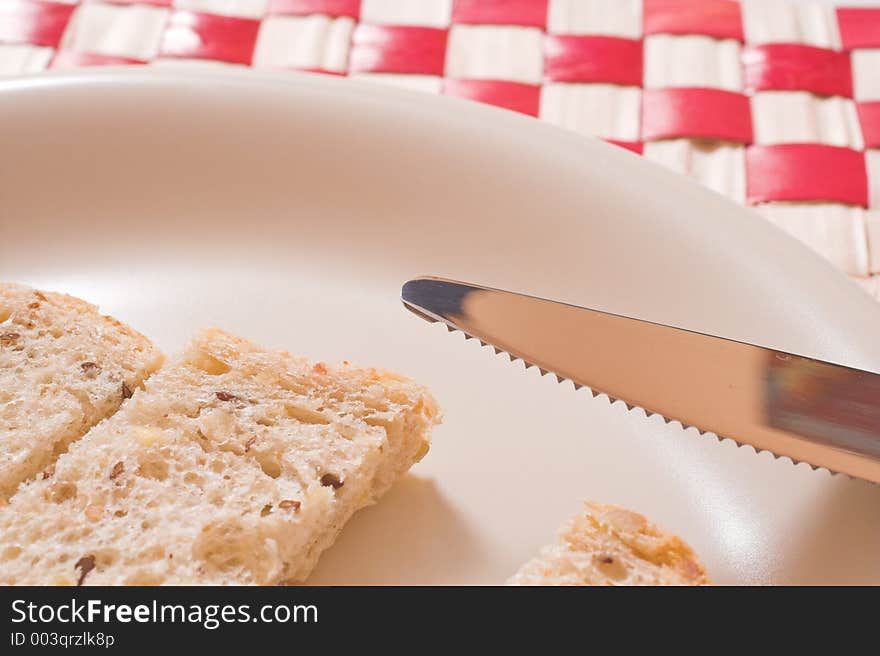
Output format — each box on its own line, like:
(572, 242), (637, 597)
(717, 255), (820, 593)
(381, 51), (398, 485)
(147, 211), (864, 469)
(642, 88), (753, 143)
(837, 7), (880, 50)
(452, 0), (548, 29)
(159, 11), (261, 65)
(857, 101), (880, 149)
(743, 44), (852, 98)
(544, 35), (642, 86)
(643, 0), (743, 41)
(267, 0), (360, 19)
(443, 79), (540, 116)
(50, 51), (147, 68)
(0, 0), (75, 48)
(605, 140), (644, 155)
(746, 144), (868, 207)
(350, 25), (448, 76)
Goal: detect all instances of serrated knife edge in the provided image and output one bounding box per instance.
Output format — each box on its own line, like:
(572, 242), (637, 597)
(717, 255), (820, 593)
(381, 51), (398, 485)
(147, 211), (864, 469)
(402, 276), (880, 483)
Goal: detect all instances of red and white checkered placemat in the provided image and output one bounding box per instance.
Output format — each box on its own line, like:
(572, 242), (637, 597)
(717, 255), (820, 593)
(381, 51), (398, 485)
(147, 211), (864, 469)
(2, 0), (879, 298)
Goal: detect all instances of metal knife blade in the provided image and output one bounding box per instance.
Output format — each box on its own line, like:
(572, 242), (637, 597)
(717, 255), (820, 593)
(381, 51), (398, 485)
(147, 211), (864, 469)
(401, 276), (880, 483)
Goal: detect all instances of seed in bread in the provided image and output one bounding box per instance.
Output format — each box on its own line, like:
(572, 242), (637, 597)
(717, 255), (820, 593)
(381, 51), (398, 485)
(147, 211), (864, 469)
(0, 328), (440, 585)
(0, 283), (162, 498)
(508, 501), (710, 586)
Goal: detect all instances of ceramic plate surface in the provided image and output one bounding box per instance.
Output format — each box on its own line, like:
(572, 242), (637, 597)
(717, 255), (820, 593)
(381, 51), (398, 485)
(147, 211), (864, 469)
(3, 69), (880, 584)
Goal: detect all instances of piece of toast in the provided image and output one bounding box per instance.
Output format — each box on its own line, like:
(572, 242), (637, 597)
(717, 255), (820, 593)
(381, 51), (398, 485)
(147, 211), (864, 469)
(0, 328), (440, 585)
(0, 283), (162, 498)
(508, 501), (710, 586)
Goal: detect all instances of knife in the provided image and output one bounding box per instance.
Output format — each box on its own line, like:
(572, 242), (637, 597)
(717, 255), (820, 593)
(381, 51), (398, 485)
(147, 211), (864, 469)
(401, 276), (880, 483)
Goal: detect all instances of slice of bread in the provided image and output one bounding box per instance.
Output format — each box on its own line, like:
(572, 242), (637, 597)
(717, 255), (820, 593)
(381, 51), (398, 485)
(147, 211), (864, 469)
(0, 328), (440, 585)
(0, 283), (162, 498)
(508, 501), (710, 586)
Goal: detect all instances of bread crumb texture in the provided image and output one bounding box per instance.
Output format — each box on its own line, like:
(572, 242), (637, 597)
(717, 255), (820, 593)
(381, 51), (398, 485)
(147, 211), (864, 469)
(0, 283), (161, 498)
(0, 328), (439, 585)
(508, 501), (710, 586)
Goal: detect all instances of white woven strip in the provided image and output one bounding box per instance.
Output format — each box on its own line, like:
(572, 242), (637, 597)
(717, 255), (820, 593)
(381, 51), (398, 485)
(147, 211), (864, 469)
(643, 140), (746, 203)
(350, 72), (443, 93)
(253, 15), (354, 71)
(643, 35), (743, 91)
(758, 202), (869, 276)
(61, 3), (170, 60)
(751, 91), (864, 149)
(445, 25), (544, 83)
(742, 0), (841, 48)
(852, 50), (880, 101)
(539, 83), (641, 141)
(171, 0), (267, 19)
(0, 44), (53, 76)
(360, 0), (453, 28)
(546, 0), (642, 37)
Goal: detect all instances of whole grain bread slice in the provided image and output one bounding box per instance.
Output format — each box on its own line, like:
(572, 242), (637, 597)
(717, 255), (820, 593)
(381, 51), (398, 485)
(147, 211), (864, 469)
(0, 283), (162, 498)
(0, 328), (440, 585)
(508, 501), (710, 586)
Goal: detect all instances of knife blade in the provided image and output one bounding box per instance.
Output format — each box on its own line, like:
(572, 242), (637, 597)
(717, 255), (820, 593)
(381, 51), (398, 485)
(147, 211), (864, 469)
(401, 276), (880, 483)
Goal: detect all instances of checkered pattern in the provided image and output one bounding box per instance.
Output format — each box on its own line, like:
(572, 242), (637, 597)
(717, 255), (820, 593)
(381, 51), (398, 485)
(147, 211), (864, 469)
(2, 0), (880, 297)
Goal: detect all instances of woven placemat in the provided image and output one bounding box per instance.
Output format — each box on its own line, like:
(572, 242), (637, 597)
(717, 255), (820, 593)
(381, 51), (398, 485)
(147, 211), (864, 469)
(2, 0), (878, 299)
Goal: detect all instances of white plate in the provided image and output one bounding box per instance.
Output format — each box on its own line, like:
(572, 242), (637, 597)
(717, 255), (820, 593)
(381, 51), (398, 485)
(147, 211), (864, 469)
(3, 69), (880, 585)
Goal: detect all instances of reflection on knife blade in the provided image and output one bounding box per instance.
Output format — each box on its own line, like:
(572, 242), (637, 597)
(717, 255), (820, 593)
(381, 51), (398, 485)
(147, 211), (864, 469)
(767, 355), (880, 459)
(401, 277), (880, 483)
